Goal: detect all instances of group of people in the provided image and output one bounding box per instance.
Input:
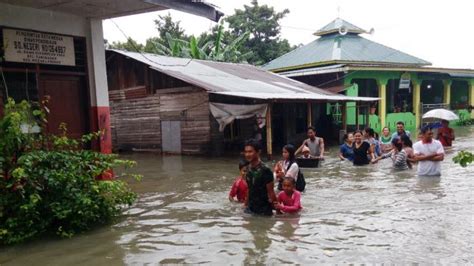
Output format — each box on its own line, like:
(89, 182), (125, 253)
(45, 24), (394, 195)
(228, 121), (454, 216)
(339, 120), (453, 176)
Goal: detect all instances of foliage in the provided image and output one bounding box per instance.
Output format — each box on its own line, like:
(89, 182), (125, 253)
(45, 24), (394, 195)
(225, 0), (294, 65)
(105, 1), (295, 64)
(453, 151), (474, 167)
(107, 37), (144, 52)
(0, 99), (140, 245)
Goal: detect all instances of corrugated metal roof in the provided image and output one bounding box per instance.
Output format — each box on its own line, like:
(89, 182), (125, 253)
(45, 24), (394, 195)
(108, 49), (378, 102)
(264, 23), (431, 72)
(314, 18), (366, 36)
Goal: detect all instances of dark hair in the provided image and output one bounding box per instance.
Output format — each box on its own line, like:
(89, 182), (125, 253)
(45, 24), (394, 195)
(365, 127), (375, 137)
(238, 160), (249, 170)
(396, 121), (405, 126)
(400, 134), (412, 148)
(283, 176), (296, 186)
(307, 126), (316, 132)
(391, 138), (403, 151)
(283, 144), (296, 169)
(343, 133), (350, 141)
(382, 127), (389, 131)
(244, 139), (261, 152)
(353, 130), (363, 136)
(420, 125), (432, 134)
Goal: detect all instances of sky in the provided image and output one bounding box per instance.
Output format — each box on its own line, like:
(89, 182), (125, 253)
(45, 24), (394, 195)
(103, 0), (474, 69)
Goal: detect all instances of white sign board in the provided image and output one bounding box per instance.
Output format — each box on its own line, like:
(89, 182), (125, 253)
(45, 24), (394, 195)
(3, 28), (75, 66)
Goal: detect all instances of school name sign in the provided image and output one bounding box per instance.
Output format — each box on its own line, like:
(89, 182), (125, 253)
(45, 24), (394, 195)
(3, 28), (75, 66)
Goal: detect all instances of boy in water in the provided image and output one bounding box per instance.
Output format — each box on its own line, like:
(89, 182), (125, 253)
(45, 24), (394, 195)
(229, 161), (249, 203)
(244, 139), (277, 216)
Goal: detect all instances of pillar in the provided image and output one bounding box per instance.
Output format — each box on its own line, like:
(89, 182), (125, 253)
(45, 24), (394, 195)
(266, 103), (273, 159)
(469, 81), (474, 119)
(412, 81), (421, 129)
(377, 79), (388, 128)
(307, 102), (312, 127)
(87, 18), (112, 154)
(443, 80), (452, 107)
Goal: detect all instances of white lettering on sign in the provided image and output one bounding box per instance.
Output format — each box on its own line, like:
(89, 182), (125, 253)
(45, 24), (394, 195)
(3, 28), (75, 66)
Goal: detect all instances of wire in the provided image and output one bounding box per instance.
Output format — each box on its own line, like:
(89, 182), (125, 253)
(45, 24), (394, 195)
(109, 19), (194, 68)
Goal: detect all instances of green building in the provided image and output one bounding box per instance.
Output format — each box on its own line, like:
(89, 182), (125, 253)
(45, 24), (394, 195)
(264, 18), (474, 132)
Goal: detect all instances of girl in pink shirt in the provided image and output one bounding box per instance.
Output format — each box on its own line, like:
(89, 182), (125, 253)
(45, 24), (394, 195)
(275, 177), (302, 214)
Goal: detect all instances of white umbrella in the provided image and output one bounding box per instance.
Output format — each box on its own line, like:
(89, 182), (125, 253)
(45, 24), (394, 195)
(422, 108), (459, 121)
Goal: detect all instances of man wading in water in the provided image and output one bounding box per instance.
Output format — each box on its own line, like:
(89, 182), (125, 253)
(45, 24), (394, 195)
(244, 139), (277, 216)
(296, 126), (325, 159)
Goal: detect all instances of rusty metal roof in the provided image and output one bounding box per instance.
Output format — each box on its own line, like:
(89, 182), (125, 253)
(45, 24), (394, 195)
(107, 49), (378, 102)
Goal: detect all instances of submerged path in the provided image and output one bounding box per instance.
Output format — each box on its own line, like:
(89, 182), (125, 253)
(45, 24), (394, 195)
(1, 127), (473, 265)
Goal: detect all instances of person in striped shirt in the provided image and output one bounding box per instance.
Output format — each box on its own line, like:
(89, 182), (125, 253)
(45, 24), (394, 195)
(372, 138), (409, 170)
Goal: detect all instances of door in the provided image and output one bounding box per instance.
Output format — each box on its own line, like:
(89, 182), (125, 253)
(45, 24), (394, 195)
(161, 120), (181, 153)
(39, 75), (88, 139)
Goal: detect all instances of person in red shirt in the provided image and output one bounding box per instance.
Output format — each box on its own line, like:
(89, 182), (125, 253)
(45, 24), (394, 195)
(274, 177), (302, 214)
(228, 161), (249, 203)
(437, 120), (455, 147)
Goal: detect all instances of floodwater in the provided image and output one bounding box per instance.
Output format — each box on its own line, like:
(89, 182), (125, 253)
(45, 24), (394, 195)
(1, 127), (473, 265)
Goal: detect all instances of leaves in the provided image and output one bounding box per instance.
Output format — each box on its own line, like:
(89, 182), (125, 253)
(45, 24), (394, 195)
(0, 98), (139, 245)
(453, 151), (473, 167)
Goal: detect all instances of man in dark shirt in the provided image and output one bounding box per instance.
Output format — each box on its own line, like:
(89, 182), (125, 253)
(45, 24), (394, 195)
(244, 139), (276, 216)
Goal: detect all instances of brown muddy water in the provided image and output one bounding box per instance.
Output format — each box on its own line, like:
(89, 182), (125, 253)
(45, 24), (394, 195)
(1, 127), (473, 265)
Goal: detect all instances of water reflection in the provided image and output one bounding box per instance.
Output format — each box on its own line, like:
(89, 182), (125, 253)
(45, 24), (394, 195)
(0, 127), (472, 264)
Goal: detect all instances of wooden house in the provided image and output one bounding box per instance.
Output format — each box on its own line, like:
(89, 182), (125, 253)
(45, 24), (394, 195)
(106, 49), (377, 156)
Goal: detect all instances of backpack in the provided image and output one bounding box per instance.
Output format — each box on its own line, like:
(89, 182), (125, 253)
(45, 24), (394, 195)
(277, 162), (306, 192)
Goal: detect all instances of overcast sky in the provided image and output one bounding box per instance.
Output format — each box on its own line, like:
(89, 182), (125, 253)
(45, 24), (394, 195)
(103, 0), (474, 68)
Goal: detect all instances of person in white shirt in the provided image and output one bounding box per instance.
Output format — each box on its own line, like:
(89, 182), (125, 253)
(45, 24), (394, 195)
(274, 144), (299, 190)
(413, 126), (445, 176)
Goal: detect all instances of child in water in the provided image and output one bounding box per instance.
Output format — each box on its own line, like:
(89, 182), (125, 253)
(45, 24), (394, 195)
(299, 146), (315, 159)
(274, 177), (302, 214)
(228, 161), (249, 203)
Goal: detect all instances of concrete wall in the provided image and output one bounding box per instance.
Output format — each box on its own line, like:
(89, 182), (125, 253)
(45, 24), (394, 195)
(1, 2), (112, 153)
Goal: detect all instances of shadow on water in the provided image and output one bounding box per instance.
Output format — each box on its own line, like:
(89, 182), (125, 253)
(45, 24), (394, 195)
(0, 127), (473, 265)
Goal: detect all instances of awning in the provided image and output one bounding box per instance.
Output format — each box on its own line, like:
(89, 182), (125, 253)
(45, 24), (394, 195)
(210, 91), (378, 102)
(209, 103), (267, 132)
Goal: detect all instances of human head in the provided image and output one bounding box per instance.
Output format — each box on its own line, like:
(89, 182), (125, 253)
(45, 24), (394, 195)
(353, 130), (363, 143)
(391, 138), (403, 151)
(420, 125), (434, 142)
(364, 127), (375, 138)
(396, 121), (405, 134)
(244, 139), (261, 163)
(282, 177), (295, 194)
(302, 146), (311, 156)
(238, 160), (249, 176)
(400, 134), (413, 148)
(441, 120), (449, 127)
(307, 126), (316, 139)
(282, 144), (296, 162)
(382, 127), (390, 137)
(343, 133), (354, 144)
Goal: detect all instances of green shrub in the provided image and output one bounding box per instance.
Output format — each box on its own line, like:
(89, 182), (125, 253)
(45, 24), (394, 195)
(453, 150), (473, 167)
(0, 98), (140, 245)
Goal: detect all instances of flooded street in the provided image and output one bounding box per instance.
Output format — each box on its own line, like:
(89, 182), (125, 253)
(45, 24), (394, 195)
(1, 127), (473, 265)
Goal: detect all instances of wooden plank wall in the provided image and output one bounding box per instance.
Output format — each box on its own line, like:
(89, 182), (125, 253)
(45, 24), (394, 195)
(159, 89), (211, 154)
(110, 87), (213, 154)
(110, 95), (161, 151)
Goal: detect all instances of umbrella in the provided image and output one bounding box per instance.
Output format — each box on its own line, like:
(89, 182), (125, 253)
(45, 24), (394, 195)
(422, 108), (459, 121)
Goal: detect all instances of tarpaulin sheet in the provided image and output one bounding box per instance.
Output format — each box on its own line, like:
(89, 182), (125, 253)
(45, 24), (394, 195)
(209, 103), (267, 132)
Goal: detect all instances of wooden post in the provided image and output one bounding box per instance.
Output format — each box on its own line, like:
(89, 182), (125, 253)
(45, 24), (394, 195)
(355, 102), (360, 130)
(443, 80), (452, 108)
(365, 104), (370, 128)
(341, 101), (347, 131)
(230, 122), (235, 141)
(412, 81), (421, 129)
(378, 80), (387, 128)
(307, 102), (312, 127)
(266, 103), (273, 159)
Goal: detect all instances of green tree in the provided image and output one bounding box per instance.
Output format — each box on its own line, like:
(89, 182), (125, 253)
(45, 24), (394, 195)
(108, 37), (144, 52)
(225, 0), (293, 65)
(145, 13), (188, 53)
